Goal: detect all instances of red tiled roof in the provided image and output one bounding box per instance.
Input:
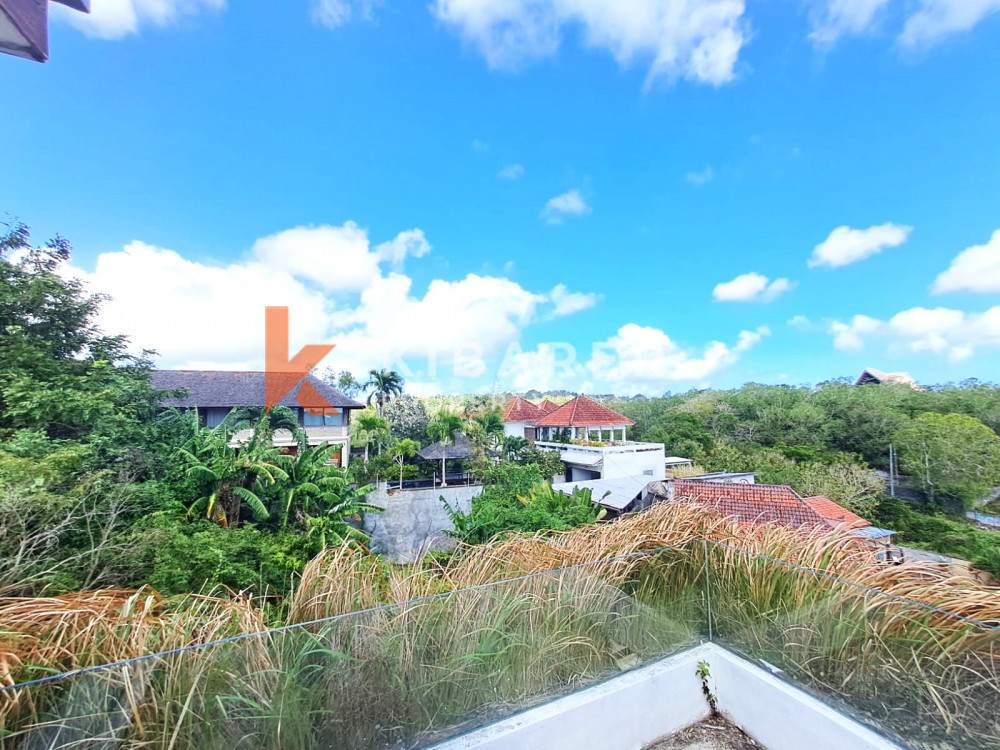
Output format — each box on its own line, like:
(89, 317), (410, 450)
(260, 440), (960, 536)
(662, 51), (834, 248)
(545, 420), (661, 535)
(538, 399), (560, 415)
(503, 396), (543, 423)
(803, 496), (870, 529)
(671, 480), (869, 530)
(534, 396), (635, 428)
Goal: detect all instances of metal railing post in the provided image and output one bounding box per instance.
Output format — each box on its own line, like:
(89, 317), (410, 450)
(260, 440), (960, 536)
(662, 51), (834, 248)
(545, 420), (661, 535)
(703, 538), (713, 642)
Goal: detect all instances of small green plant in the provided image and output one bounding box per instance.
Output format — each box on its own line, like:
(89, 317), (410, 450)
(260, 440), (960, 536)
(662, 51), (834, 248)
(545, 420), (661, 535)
(697, 660), (718, 715)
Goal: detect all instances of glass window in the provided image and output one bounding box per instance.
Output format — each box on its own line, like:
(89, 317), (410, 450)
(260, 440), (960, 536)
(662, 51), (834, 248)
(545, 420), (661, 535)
(303, 408), (343, 426)
(204, 407), (231, 428)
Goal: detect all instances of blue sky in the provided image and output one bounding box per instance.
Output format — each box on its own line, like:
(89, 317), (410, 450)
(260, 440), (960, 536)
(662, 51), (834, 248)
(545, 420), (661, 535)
(2, 0), (999, 395)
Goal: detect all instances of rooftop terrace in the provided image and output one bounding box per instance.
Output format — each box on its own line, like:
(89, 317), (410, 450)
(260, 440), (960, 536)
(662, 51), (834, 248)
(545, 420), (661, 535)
(1, 504), (997, 749)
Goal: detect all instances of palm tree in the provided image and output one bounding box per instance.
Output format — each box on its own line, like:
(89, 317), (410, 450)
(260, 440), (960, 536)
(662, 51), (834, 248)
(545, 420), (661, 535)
(364, 369), (404, 415)
(222, 405), (302, 448)
(178, 426), (287, 527)
(388, 438), (420, 488)
(426, 412), (464, 487)
(355, 411), (390, 459)
(276, 441), (379, 534)
(474, 412), (505, 450)
(501, 435), (531, 462)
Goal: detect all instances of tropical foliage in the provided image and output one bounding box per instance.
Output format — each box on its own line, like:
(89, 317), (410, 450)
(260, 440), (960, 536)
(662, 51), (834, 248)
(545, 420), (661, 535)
(444, 463), (605, 544)
(364, 368), (404, 414)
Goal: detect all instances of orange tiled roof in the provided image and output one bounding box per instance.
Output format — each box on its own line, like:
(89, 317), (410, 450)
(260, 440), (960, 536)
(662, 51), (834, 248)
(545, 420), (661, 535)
(538, 399), (560, 415)
(534, 396), (635, 428)
(803, 496), (870, 529)
(671, 480), (869, 530)
(503, 396), (543, 423)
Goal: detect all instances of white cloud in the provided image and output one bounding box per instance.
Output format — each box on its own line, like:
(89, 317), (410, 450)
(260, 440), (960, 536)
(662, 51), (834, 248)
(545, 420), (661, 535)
(586, 323), (769, 392)
(374, 228), (433, 267)
(431, 0), (749, 87)
(541, 189), (590, 224)
(828, 306), (1000, 362)
(809, 0), (891, 44)
(808, 223), (912, 269)
(548, 284), (599, 317)
(932, 230), (1000, 295)
(901, 0), (1000, 47)
(499, 342), (580, 392)
(499, 163), (526, 180)
(787, 314), (815, 330)
(251, 223), (383, 294)
(333, 272), (544, 374)
(497, 323), (769, 395)
(712, 272), (796, 302)
(311, 0), (377, 29)
(472, 139), (490, 152)
(684, 166), (715, 185)
(66, 224), (600, 380)
(53, 0), (225, 40)
(66, 241), (332, 370)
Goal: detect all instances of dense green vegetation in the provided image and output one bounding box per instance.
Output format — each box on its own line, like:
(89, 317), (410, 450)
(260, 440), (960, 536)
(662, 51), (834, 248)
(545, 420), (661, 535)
(5, 214), (1000, 604)
(605, 382), (1000, 575)
(444, 463), (605, 544)
(609, 382), (1000, 510)
(0, 221), (379, 600)
(0, 220), (588, 602)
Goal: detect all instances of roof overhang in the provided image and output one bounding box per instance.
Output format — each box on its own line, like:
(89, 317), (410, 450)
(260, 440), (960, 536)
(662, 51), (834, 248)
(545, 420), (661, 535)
(557, 451), (603, 467)
(1, 0), (47, 61)
(1, 0), (90, 62)
(552, 477), (646, 510)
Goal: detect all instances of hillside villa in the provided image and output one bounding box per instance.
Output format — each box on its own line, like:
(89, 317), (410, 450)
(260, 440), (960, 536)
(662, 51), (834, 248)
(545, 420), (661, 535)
(502, 395), (666, 483)
(151, 370), (364, 466)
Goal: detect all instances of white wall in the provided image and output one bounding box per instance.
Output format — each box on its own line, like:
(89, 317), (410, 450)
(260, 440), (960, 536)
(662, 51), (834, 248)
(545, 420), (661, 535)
(431, 643), (902, 750)
(503, 421), (530, 438)
(432, 645), (711, 750)
(600, 445), (666, 481)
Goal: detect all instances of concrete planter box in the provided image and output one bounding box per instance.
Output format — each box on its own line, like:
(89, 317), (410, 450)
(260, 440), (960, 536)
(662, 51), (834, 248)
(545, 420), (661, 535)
(432, 643), (901, 750)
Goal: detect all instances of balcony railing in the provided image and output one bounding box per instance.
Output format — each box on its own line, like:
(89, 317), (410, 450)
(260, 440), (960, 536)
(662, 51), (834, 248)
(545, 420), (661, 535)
(535, 439), (663, 454)
(2, 541), (997, 749)
(303, 424), (349, 440)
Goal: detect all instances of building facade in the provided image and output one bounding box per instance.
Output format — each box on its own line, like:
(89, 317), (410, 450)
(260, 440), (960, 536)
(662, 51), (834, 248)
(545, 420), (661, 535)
(151, 370), (364, 467)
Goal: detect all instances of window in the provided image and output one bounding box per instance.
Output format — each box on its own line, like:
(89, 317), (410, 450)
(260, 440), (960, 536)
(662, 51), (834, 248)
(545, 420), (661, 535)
(204, 407), (231, 428)
(303, 408), (344, 427)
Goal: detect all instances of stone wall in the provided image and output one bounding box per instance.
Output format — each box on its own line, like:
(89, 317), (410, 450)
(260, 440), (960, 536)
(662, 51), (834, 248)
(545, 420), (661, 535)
(363, 482), (484, 563)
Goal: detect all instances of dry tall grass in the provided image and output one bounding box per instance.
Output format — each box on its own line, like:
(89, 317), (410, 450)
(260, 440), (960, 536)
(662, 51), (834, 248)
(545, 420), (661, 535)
(2, 501), (998, 749)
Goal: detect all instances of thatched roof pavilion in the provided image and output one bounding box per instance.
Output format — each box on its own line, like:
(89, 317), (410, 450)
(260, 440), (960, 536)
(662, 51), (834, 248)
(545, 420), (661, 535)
(417, 432), (477, 461)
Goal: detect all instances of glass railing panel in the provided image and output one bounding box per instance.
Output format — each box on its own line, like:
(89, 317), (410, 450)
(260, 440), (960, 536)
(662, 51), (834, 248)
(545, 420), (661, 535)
(1, 544), (706, 749)
(705, 541), (1000, 750)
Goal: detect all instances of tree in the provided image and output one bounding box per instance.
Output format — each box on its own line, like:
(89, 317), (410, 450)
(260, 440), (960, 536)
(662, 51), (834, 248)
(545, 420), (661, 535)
(501, 435), (530, 461)
(473, 412), (505, 450)
(383, 394), (429, 442)
(388, 439), (420, 487)
(896, 413), (1000, 507)
(443, 464), (604, 544)
(355, 411), (390, 460)
(364, 369), (404, 415)
(223, 405), (301, 441)
(427, 411), (465, 487)
(0, 219), (172, 472)
(320, 368), (362, 398)
(273, 440), (379, 546)
(177, 421), (287, 526)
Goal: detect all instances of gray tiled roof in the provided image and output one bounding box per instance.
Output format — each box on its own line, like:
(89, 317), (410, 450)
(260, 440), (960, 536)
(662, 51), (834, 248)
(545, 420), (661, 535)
(151, 370), (364, 410)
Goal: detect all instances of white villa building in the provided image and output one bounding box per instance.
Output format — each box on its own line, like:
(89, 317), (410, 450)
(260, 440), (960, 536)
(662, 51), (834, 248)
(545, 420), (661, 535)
(502, 395), (666, 484)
